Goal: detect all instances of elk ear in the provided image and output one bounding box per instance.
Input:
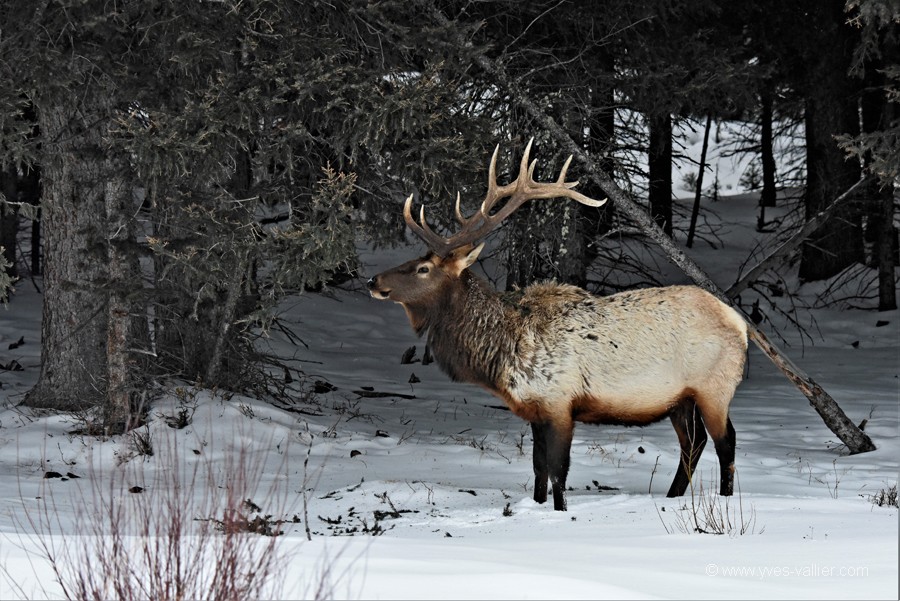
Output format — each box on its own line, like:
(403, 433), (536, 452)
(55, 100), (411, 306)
(462, 242), (485, 268)
(445, 243), (484, 277)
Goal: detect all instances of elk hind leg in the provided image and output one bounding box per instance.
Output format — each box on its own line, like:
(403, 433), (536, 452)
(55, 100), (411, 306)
(666, 400), (707, 497)
(712, 417), (736, 496)
(696, 391), (737, 497)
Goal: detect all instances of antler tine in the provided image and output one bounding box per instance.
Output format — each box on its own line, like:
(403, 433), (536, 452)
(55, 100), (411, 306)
(402, 141), (607, 257)
(518, 137), (535, 184)
(403, 194), (450, 255)
(552, 154), (606, 205)
(498, 147), (607, 224)
(525, 159), (538, 186)
(417, 205), (450, 250)
(480, 144), (502, 217)
(482, 137), (536, 218)
(454, 192), (468, 225)
(557, 155), (573, 184)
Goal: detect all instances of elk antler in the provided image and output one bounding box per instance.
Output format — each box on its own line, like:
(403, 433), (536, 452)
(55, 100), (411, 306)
(404, 138), (607, 257)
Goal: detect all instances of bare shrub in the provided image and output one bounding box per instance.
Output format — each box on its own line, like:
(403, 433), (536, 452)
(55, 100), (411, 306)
(128, 426), (154, 458)
(866, 484), (898, 508)
(657, 471), (760, 536)
(7, 427), (309, 600)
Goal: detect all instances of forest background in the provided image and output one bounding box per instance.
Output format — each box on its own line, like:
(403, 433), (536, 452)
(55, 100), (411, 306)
(0, 0), (896, 428)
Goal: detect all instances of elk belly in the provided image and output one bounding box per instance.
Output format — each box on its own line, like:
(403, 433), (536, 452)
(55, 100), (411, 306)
(569, 393), (679, 426)
(503, 335), (692, 426)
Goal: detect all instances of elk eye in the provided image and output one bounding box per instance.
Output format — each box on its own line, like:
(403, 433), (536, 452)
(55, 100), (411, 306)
(417, 265), (430, 274)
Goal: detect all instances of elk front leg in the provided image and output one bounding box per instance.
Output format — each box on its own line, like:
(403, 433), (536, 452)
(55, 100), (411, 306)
(530, 421), (549, 504)
(547, 417), (574, 511)
(532, 417), (574, 511)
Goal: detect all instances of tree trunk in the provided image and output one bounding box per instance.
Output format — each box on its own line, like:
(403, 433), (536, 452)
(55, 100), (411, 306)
(861, 59), (898, 312)
(648, 113), (673, 237)
(554, 108), (591, 287)
(26, 80), (147, 431)
(26, 102), (110, 411)
(686, 114), (712, 248)
(426, 1), (876, 453)
(579, 52), (617, 276)
(205, 251), (249, 385)
(104, 158), (148, 430)
(504, 123), (540, 291)
(0, 164), (17, 278)
(759, 87), (777, 210)
(20, 165), (42, 277)
(874, 187), (897, 312)
(798, 1), (863, 282)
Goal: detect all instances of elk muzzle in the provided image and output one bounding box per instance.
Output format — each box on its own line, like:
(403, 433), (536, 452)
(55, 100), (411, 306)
(367, 276), (391, 300)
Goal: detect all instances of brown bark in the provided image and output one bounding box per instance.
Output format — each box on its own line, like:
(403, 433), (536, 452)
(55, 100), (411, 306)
(205, 251), (249, 385)
(0, 165), (17, 278)
(759, 88), (777, 210)
(26, 84), (146, 430)
(798, 0), (863, 281)
(104, 160), (148, 430)
(26, 101), (110, 411)
(686, 114), (712, 249)
(648, 114), (673, 237)
(861, 62), (898, 312)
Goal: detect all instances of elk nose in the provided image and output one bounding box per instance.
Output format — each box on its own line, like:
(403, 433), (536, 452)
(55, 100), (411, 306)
(366, 277), (377, 290)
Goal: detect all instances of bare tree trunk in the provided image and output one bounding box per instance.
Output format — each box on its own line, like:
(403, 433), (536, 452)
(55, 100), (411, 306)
(686, 114), (712, 248)
(0, 164), (17, 278)
(861, 57), (898, 312)
(105, 174), (131, 430)
(798, 0), (863, 282)
(648, 114), (673, 237)
(760, 88), (777, 210)
(26, 80), (147, 433)
(426, 1), (876, 454)
(104, 157), (149, 431)
(205, 251), (249, 385)
(26, 102), (110, 411)
(874, 187), (897, 311)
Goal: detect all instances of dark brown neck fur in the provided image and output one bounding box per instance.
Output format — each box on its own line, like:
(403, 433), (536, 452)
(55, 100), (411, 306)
(403, 271), (520, 391)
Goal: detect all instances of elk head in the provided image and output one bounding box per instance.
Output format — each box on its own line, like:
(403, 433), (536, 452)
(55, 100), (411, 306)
(367, 138), (607, 307)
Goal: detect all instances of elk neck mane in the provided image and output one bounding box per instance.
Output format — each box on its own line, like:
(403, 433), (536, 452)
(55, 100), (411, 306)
(402, 270), (521, 392)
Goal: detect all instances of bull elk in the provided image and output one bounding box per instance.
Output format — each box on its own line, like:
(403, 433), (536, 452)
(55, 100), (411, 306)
(367, 140), (747, 511)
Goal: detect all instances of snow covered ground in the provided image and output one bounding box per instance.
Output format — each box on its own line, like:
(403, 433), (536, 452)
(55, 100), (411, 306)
(0, 140), (896, 599)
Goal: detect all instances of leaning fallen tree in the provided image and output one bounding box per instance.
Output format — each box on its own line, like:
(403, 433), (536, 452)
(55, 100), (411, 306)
(426, 2), (876, 454)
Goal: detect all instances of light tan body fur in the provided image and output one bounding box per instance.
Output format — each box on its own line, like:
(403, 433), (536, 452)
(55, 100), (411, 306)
(500, 283), (747, 442)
